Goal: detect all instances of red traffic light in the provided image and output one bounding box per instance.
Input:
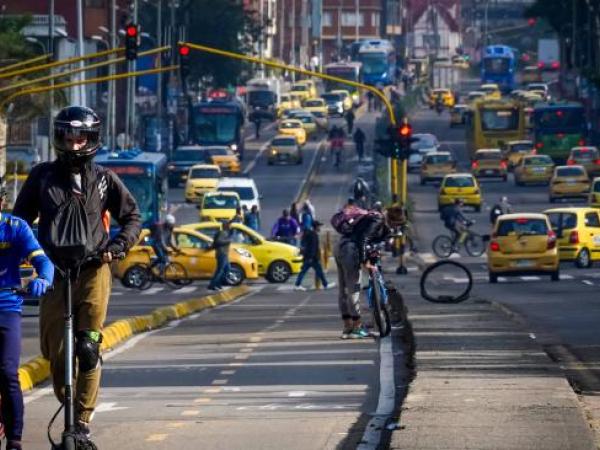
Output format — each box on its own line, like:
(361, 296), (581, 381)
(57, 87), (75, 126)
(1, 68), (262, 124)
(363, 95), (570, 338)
(179, 45), (190, 56)
(398, 124), (412, 137)
(126, 24), (138, 37)
(527, 18), (536, 27)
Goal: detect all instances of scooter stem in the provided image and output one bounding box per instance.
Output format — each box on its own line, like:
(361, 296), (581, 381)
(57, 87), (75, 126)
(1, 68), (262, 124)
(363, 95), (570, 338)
(63, 268), (75, 434)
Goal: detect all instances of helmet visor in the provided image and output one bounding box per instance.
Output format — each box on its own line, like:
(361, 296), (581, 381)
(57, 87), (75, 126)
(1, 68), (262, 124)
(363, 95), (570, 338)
(54, 122), (100, 155)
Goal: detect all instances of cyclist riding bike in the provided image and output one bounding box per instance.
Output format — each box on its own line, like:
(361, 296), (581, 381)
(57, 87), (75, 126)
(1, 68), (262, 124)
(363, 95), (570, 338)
(328, 125), (345, 166)
(440, 199), (470, 246)
(149, 214), (179, 278)
(0, 179), (54, 450)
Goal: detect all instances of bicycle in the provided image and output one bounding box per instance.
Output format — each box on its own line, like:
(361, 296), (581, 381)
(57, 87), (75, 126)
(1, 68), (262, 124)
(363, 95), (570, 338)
(124, 248), (191, 290)
(365, 243), (392, 338)
(432, 221), (485, 258)
(330, 138), (344, 168)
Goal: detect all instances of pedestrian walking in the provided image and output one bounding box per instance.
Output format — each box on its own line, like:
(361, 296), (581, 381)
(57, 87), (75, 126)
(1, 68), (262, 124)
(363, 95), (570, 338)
(244, 205), (261, 231)
(300, 202), (314, 231)
(345, 109), (355, 134)
(353, 128), (366, 161)
(208, 221), (232, 291)
(294, 221), (331, 291)
(290, 202), (300, 223)
(254, 116), (262, 139)
(231, 206), (244, 224)
(367, 91), (374, 112)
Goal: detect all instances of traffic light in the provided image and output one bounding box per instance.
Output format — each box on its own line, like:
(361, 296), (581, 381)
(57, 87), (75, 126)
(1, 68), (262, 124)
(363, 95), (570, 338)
(392, 122), (413, 160)
(179, 45), (191, 79)
(125, 23), (139, 61)
(527, 17), (536, 27)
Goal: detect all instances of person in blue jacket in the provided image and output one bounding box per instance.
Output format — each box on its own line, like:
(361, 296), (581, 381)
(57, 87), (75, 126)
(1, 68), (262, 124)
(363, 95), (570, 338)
(0, 181), (54, 450)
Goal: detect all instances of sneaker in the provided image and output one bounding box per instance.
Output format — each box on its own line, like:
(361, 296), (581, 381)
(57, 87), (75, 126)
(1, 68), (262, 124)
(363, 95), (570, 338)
(340, 328), (353, 339)
(349, 328), (370, 339)
(294, 285), (307, 291)
(207, 286), (219, 291)
(75, 421), (91, 440)
(323, 282), (336, 290)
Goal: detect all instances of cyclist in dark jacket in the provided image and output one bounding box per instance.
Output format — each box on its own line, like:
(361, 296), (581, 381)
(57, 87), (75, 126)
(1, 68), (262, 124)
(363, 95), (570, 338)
(441, 199), (469, 244)
(271, 209), (300, 245)
(12, 106), (141, 442)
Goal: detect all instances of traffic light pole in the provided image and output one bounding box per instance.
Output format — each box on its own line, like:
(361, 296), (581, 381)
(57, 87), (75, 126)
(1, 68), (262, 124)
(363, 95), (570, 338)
(178, 41), (407, 203)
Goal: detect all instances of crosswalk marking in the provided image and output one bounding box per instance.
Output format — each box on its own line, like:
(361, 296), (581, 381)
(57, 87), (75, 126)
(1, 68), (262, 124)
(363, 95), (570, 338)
(172, 286), (198, 294)
(142, 286), (165, 296)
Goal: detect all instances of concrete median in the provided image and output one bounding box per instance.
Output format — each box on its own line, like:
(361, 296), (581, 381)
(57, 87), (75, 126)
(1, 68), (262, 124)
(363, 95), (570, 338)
(18, 285), (251, 392)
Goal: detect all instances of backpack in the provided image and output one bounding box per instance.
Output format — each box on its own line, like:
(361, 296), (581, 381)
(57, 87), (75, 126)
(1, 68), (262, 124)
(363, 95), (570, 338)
(439, 205), (454, 227)
(331, 205), (374, 236)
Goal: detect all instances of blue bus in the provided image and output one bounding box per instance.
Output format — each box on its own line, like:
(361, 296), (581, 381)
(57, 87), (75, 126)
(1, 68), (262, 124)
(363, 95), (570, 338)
(190, 92), (246, 160)
(357, 40), (396, 86)
(95, 149), (168, 229)
(481, 45), (516, 93)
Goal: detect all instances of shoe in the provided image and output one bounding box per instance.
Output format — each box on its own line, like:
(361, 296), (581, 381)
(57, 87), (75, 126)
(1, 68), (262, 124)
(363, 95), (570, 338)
(323, 282), (336, 290)
(294, 285), (307, 291)
(340, 328), (353, 339)
(6, 440), (22, 450)
(349, 328), (370, 339)
(207, 286), (219, 291)
(75, 421), (91, 440)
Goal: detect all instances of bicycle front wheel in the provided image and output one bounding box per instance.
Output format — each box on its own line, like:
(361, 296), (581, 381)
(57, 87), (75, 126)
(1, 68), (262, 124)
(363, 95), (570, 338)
(370, 276), (391, 338)
(432, 235), (453, 258)
(162, 262), (190, 288)
(465, 233), (485, 257)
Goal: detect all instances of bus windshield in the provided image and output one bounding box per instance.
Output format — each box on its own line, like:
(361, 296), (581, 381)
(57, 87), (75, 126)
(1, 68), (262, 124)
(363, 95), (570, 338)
(534, 108), (585, 129)
(248, 91), (276, 106)
(360, 54), (387, 74)
(481, 109), (519, 131)
(483, 58), (510, 74)
(194, 113), (238, 143)
(118, 175), (155, 225)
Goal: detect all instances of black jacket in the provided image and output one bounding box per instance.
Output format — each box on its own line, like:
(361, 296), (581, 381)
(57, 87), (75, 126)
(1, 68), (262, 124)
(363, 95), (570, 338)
(300, 229), (320, 262)
(212, 229), (232, 258)
(13, 161), (141, 260)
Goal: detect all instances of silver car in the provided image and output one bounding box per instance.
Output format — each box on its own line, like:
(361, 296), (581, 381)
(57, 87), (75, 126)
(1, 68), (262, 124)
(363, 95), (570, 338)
(408, 133), (440, 172)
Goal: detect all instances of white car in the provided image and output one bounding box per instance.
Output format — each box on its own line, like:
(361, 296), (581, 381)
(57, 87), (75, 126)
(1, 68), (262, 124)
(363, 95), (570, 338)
(408, 133), (440, 172)
(526, 83), (549, 100)
(217, 177), (261, 211)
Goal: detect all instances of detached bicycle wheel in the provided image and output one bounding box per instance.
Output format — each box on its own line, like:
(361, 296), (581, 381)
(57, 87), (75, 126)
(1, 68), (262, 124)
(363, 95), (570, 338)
(370, 276), (391, 337)
(420, 260), (473, 303)
(432, 235), (453, 258)
(465, 233), (485, 257)
(162, 262), (189, 289)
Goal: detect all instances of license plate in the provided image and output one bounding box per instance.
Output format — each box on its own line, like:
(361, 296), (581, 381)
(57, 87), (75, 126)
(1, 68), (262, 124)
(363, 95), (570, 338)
(532, 167), (545, 173)
(515, 259), (534, 268)
(484, 170), (494, 175)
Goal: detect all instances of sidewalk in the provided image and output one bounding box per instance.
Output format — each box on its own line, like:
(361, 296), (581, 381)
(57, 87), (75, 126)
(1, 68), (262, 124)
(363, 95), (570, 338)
(389, 285), (596, 450)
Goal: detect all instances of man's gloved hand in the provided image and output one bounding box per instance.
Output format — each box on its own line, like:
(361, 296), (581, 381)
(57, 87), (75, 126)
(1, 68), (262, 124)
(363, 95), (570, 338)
(28, 278), (50, 298)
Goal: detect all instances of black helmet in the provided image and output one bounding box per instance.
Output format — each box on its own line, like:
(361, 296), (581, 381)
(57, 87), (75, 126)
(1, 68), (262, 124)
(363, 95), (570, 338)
(53, 106), (101, 168)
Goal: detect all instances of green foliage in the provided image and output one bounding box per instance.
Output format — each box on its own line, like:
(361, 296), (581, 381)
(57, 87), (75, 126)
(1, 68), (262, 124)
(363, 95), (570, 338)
(0, 16), (35, 61)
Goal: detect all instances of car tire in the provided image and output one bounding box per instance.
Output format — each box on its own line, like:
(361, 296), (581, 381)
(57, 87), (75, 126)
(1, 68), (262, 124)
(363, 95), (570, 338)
(551, 270), (560, 281)
(267, 260), (292, 283)
(489, 272), (498, 283)
(575, 248), (592, 269)
(224, 263), (246, 286)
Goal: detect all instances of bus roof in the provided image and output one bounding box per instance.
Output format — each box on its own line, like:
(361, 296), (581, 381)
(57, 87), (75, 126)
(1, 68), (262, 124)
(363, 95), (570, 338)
(324, 62), (362, 70)
(95, 150), (167, 166)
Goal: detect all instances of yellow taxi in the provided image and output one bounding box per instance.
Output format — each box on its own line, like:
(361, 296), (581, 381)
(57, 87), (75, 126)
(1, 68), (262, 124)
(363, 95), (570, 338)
(487, 213), (559, 283)
(199, 191), (241, 222)
(420, 151), (456, 185)
(567, 146), (600, 178)
(294, 113), (318, 136)
(298, 79), (318, 98)
(549, 165), (591, 203)
(438, 173), (482, 212)
(184, 164), (221, 203)
(514, 154), (554, 186)
(504, 140), (535, 169)
(522, 65), (543, 83)
(331, 89), (353, 112)
(449, 104), (468, 127)
(182, 222), (304, 283)
(466, 91), (486, 104)
(290, 83), (311, 101)
(480, 83), (502, 100)
(471, 148), (508, 181)
(277, 94), (295, 117)
(544, 207), (600, 268)
(115, 228), (259, 287)
(590, 178), (600, 207)
(277, 119), (307, 145)
(428, 88), (455, 108)
(204, 146), (240, 175)
(302, 98), (328, 116)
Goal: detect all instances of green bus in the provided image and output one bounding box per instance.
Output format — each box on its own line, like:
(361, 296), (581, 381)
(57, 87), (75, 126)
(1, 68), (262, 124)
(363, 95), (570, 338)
(533, 102), (588, 163)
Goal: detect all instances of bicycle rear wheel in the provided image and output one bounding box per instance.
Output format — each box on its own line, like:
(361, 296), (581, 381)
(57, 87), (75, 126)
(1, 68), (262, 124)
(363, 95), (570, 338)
(162, 262), (190, 288)
(432, 235), (453, 258)
(370, 275), (391, 337)
(465, 233), (485, 257)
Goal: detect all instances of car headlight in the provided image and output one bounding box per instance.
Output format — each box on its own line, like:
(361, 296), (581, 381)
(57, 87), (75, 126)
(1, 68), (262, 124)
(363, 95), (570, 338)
(168, 164), (176, 170)
(231, 144), (238, 151)
(294, 248), (301, 257)
(271, 149), (277, 155)
(234, 248), (252, 258)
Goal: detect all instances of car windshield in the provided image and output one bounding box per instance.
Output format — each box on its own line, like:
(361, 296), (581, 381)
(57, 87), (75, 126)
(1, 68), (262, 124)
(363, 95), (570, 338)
(272, 138), (296, 146)
(481, 109), (519, 131)
(496, 218), (548, 236)
(203, 195), (239, 209)
(510, 143), (533, 153)
(190, 168), (220, 178)
(218, 186), (255, 200)
(207, 148), (230, 156)
(304, 100), (323, 107)
(528, 84), (546, 91)
(280, 122), (299, 129)
(312, 111), (325, 117)
(298, 116), (313, 123)
(445, 177), (475, 187)
(292, 85), (308, 91)
(412, 136), (437, 149)
(173, 150), (208, 162)
(280, 95), (290, 102)
(547, 212), (577, 230)
(321, 94), (342, 102)
(557, 167), (585, 177)
(468, 93), (484, 100)
(593, 181), (600, 192)
(476, 152), (502, 160)
(426, 155), (452, 164)
(524, 156), (553, 166)
(573, 149), (598, 159)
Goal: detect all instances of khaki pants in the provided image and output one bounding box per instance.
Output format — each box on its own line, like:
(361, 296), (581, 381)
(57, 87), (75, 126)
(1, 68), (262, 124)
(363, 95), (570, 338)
(39, 264), (112, 423)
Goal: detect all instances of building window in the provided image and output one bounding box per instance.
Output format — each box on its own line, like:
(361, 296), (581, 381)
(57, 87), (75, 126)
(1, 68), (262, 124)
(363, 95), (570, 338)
(322, 12), (333, 27)
(85, 0), (104, 6)
(341, 12), (364, 27)
(372, 12), (381, 28)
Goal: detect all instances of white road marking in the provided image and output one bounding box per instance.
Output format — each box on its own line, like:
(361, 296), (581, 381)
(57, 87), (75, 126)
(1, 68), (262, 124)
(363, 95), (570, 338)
(520, 276), (541, 281)
(560, 274), (574, 280)
(583, 280), (594, 286)
(288, 391), (306, 397)
(180, 410), (200, 416)
(243, 140), (270, 174)
(172, 285), (198, 294)
(95, 402), (129, 413)
(141, 286), (165, 296)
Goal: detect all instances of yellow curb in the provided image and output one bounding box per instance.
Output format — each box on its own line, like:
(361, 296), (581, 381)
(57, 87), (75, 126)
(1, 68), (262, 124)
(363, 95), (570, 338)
(19, 285), (251, 392)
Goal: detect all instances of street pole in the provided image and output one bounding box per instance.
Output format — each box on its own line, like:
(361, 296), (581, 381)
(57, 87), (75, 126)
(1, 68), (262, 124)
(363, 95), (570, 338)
(572, 0), (577, 69)
(484, 0), (489, 47)
(76, 0), (86, 105)
(291, 0), (296, 79)
(259, 0), (264, 77)
(48, 0), (54, 162)
(355, 0), (359, 42)
(110, 0), (117, 151)
(156, 0), (163, 152)
(319, 0), (323, 71)
(278, 0), (284, 60)
(130, 0), (139, 148)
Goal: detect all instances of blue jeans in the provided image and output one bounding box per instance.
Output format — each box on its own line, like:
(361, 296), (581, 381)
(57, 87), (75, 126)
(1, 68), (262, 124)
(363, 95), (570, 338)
(209, 254), (230, 289)
(295, 259), (328, 287)
(0, 312), (23, 441)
